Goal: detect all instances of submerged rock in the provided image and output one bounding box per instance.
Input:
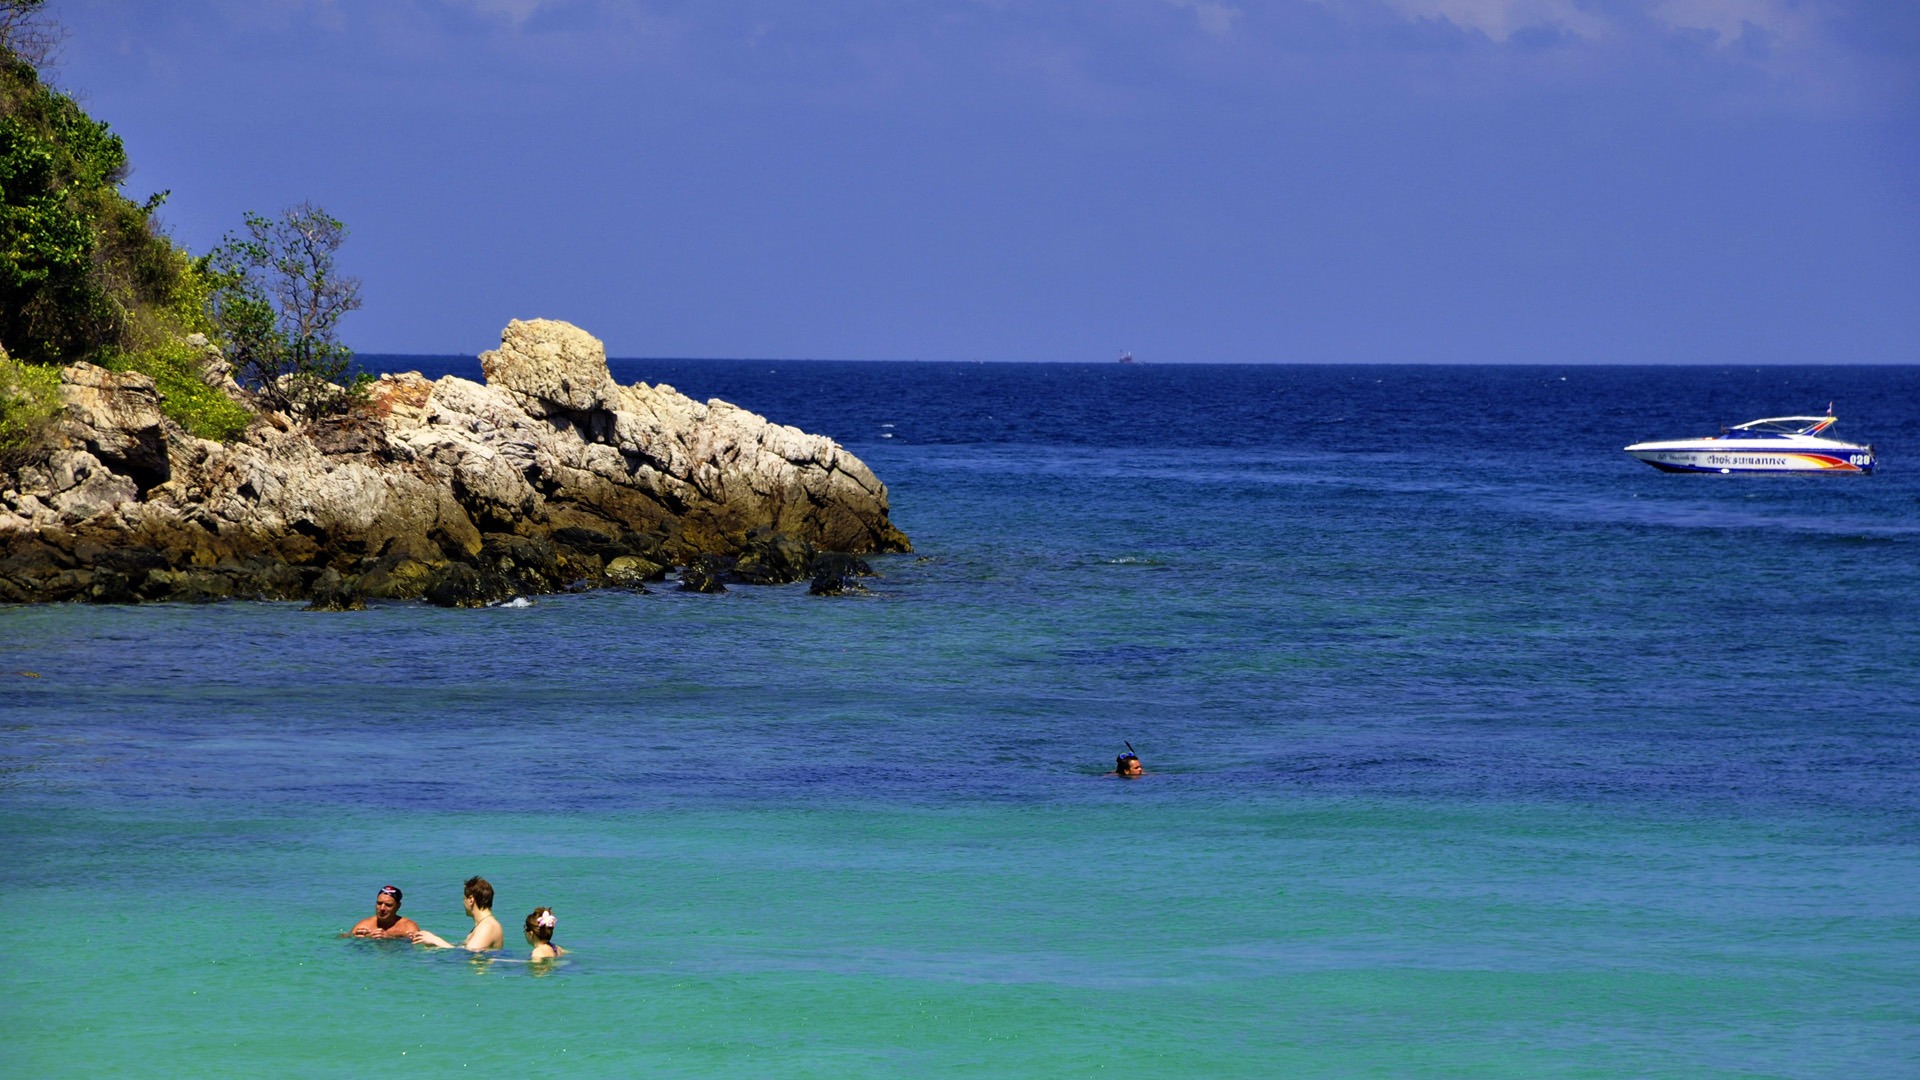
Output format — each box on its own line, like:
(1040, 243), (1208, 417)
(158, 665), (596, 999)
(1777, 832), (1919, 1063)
(304, 568), (366, 612)
(603, 554), (665, 589)
(809, 552), (874, 579)
(423, 562), (518, 608)
(808, 571), (869, 596)
(732, 529), (815, 585)
(677, 555), (731, 594)
(806, 551), (878, 596)
(0, 319), (909, 604)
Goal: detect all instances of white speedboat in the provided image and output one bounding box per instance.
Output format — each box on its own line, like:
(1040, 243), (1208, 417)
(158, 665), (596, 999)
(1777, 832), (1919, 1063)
(1624, 415), (1876, 474)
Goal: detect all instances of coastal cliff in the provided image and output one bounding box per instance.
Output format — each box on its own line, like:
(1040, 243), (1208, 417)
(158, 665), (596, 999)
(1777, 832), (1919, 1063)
(0, 319), (909, 606)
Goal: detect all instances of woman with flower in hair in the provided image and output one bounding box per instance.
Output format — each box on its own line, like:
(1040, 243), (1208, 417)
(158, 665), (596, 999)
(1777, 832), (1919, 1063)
(524, 907), (565, 961)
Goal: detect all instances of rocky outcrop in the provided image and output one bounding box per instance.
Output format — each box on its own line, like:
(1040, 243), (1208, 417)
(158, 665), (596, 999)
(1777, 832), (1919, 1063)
(0, 319), (908, 605)
(55, 363), (171, 490)
(480, 318), (621, 420)
(807, 552), (876, 596)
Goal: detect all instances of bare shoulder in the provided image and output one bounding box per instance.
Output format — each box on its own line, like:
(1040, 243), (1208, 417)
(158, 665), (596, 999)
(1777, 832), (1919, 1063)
(471, 916), (505, 950)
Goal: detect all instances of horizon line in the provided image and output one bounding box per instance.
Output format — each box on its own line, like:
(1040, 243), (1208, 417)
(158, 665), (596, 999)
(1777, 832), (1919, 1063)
(354, 353), (1920, 368)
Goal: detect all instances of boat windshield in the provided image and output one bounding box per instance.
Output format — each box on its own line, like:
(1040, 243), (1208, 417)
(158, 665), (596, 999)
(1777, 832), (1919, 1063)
(1728, 417), (1836, 437)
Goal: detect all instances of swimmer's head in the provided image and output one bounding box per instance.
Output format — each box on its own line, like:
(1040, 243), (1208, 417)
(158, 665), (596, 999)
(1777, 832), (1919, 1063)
(525, 907), (557, 943)
(1116, 753), (1142, 777)
(375, 885), (403, 919)
(464, 876), (494, 912)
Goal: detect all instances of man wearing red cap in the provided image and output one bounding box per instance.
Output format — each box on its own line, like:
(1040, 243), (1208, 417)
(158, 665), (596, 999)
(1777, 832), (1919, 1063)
(350, 885), (420, 939)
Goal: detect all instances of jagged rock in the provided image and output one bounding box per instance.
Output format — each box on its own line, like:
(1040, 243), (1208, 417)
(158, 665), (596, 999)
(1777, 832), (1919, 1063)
(479, 318), (620, 420)
(140, 567), (238, 603)
(306, 415), (389, 457)
(305, 567), (365, 611)
(355, 556), (440, 600)
(55, 363), (170, 488)
(733, 530), (816, 585)
(551, 525), (615, 554)
(809, 570), (870, 596)
(42, 449), (138, 520)
(806, 552), (876, 596)
(480, 533), (562, 592)
(81, 568), (140, 604)
(1, 318), (908, 604)
(604, 554), (665, 588)
(424, 562), (516, 608)
(809, 552), (874, 579)
(677, 555), (730, 593)
(184, 333), (240, 392)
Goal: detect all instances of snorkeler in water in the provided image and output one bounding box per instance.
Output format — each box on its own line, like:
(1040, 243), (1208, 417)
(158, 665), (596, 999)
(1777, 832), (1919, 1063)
(1114, 742), (1144, 777)
(525, 907), (565, 961)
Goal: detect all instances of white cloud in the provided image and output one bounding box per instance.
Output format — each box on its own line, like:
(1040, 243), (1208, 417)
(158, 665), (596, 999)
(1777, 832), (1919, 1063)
(438, 0), (554, 26)
(1651, 0), (1814, 45)
(1164, 0), (1242, 37)
(1374, 0), (1609, 42)
(1352, 0), (1827, 50)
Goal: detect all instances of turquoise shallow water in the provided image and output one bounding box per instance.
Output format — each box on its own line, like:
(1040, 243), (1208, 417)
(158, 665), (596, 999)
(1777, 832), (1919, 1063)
(3, 363), (1919, 1075)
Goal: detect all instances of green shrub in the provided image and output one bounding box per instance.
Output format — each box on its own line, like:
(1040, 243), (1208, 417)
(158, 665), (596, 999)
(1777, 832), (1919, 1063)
(0, 353), (59, 468)
(108, 339), (250, 442)
(107, 246), (250, 441)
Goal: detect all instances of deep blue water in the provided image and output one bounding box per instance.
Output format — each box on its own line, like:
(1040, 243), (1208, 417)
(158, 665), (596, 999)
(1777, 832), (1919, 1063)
(3, 362), (1917, 1076)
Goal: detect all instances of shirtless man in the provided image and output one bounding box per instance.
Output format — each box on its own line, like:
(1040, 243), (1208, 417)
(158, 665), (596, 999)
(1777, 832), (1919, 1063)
(349, 885), (420, 939)
(412, 876), (505, 952)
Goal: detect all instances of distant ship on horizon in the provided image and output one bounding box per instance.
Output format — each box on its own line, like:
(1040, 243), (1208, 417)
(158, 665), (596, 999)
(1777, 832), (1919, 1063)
(1117, 350), (1136, 364)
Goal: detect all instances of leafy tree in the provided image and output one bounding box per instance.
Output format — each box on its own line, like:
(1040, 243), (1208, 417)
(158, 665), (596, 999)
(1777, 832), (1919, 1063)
(208, 202), (364, 414)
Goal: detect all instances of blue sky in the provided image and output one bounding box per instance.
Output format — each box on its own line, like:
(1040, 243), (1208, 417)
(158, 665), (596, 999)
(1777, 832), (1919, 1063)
(50, 0), (1920, 362)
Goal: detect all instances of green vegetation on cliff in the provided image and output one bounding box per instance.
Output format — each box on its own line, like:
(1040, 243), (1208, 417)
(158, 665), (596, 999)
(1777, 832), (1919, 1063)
(0, 344), (57, 467)
(0, 34), (253, 445)
(1, 19), (361, 454)
(0, 47), (189, 366)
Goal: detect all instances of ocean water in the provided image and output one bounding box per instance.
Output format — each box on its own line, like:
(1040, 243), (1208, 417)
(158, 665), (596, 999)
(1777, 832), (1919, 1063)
(3, 362), (1918, 1077)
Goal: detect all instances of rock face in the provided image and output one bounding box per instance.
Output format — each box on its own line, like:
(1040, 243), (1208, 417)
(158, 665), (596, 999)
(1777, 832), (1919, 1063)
(55, 363), (171, 490)
(0, 319), (909, 605)
(480, 318), (621, 419)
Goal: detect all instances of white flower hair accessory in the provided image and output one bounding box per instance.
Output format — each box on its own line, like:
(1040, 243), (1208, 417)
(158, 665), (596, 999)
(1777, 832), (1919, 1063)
(536, 911), (557, 930)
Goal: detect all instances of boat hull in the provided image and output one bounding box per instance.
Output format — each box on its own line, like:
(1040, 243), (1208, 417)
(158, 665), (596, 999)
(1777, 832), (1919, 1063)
(1624, 447), (1875, 474)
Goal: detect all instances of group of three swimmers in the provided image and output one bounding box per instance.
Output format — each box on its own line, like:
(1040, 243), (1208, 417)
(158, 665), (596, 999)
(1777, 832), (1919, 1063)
(349, 879), (564, 962)
(351, 749), (1144, 957)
